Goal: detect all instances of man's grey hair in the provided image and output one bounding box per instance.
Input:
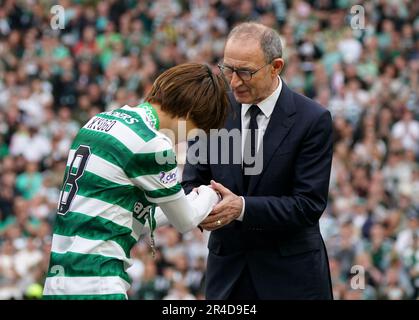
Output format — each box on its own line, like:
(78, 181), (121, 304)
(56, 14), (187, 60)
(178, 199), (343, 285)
(226, 22), (283, 63)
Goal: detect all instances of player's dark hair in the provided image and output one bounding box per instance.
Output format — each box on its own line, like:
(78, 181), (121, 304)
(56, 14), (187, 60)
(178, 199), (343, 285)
(145, 63), (230, 132)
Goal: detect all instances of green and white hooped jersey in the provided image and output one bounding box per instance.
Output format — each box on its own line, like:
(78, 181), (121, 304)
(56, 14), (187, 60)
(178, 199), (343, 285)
(43, 103), (183, 300)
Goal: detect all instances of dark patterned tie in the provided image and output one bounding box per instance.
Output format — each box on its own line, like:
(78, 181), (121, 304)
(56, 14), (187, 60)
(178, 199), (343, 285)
(243, 104), (261, 192)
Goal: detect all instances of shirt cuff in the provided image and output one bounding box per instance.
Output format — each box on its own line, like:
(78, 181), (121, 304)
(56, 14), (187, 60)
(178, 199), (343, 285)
(236, 196), (245, 221)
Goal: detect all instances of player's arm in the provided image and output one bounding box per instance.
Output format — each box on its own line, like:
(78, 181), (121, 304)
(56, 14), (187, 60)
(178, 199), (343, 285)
(153, 189), (199, 228)
(141, 186), (219, 234)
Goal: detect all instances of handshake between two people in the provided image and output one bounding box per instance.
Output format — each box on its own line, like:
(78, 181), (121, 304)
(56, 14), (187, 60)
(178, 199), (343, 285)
(145, 180), (244, 236)
(195, 180), (244, 231)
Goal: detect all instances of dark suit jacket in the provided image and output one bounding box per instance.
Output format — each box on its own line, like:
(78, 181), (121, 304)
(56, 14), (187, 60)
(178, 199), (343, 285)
(182, 82), (334, 299)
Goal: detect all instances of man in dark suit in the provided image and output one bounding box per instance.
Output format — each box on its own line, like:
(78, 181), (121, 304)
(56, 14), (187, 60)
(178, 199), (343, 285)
(182, 22), (333, 299)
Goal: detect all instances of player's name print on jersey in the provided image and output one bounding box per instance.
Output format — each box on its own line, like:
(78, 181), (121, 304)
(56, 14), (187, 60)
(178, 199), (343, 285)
(85, 116), (117, 132)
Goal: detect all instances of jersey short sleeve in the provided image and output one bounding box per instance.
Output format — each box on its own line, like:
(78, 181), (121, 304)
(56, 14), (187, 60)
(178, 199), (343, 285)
(124, 134), (184, 204)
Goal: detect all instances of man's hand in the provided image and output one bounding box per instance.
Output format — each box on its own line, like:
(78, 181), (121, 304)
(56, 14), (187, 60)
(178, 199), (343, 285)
(199, 180), (243, 231)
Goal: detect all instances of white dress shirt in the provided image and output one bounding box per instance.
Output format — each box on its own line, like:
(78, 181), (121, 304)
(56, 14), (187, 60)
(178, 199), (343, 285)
(237, 77), (283, 221)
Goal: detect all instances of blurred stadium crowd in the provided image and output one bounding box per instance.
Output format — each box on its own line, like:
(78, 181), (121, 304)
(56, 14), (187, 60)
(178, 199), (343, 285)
(0, 0), (418, 300)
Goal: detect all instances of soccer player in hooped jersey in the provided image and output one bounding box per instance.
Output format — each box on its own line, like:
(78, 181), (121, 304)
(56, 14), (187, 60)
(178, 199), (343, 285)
(43, 63), (229, 299)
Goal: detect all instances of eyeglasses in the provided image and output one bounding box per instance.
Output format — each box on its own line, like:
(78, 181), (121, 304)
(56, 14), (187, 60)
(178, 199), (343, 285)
(218, 62), (271, 81)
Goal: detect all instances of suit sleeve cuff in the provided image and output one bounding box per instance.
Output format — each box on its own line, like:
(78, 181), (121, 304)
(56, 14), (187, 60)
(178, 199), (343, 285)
(236, 196), (245, 221)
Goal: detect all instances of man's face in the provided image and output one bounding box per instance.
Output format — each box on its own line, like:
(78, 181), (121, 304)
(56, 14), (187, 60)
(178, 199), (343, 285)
(222, 38), (280, 104)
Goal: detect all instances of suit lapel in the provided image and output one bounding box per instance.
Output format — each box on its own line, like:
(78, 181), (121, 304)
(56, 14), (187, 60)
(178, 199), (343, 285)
(247, 82), (296, 195)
